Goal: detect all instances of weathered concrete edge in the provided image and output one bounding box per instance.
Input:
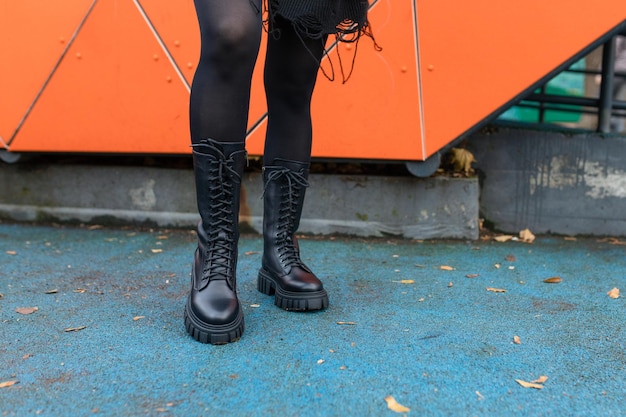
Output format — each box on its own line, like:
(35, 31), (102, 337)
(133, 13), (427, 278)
(0, 164), (479, 240)
(0, 204), (199, 228)
(467, 124), (626, 237)
(0, 204), (473, 240)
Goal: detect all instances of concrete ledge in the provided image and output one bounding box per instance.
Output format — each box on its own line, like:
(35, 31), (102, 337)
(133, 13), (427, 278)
(0, 163), (479, 239)
(468, 125), (626, 236)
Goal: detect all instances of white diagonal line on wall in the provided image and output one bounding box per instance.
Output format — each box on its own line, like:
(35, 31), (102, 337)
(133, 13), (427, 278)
(133, 0), (191, 93)
(412, 0), (427, 160)
(7, 0), (99, 147)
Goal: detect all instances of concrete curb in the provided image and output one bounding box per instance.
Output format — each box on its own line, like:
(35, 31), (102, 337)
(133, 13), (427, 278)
(0, 163), (480, 240)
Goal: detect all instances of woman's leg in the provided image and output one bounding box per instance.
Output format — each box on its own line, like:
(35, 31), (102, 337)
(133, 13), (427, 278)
(263, 16), (327, 163)
(258, 19), (330, 311)
(189, 0), (263, 144)
(185, 0), (262, 344)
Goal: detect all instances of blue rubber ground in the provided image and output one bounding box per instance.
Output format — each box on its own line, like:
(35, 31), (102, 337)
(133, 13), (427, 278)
(0, 223), (624, 416)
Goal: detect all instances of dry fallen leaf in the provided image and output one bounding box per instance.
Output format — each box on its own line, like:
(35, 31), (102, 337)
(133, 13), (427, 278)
(151, 249), (163, 254)
(486, 287), (507, 293)
(6, 251), (17, 255)
(505, 255), (517, 262)
(0, 380), (19, 388)
(45, 289), (59, 294)
(244, 251), (259, 256)
(450, 148), (476, 174)
(532, 376), (549, 384)
(607, 288), (620, 299)
(393, 280), (415, 284)
(513, 335), (521, 345)
(133, 316), (145, 321)
(16, 307), (39, 315)
(73, 288), (87, 293)
(466, 274), (480, 279)
(440, 265), (455, 271)
(600, 237), (626, 246)
(543, 277), (562, 284)
(494, 235), (514, 242)
(336, 321), (357, 325)
(519, 229), (536, 243)
(384, 396), (411, 413)
(516, 379), (544, 389)
(64, 326), (87, 332)
(317, 359), (325, 365)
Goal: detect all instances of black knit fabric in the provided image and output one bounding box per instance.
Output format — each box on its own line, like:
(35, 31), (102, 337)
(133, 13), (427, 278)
(267, 0), (370, 40)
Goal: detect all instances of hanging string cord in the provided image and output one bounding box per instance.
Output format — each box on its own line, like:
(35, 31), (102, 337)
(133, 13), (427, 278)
(262, 0), (382, 83)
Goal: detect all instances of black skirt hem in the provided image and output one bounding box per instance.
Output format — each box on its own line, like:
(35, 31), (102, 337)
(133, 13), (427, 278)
(262, 0), (381, 82)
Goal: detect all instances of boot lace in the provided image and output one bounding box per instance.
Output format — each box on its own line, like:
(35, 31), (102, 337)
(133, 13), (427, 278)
(264, 167), (309, 270)
(202, 153), (242, 284)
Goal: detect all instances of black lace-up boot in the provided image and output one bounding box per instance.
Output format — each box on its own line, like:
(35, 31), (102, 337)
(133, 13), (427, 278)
(257, 158), (329, 311)
(184, 139), (246, 344)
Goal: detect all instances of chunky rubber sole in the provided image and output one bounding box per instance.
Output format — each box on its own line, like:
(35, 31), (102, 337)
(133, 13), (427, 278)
(184, 297), (244, 345)
(257, 268), (329, 311)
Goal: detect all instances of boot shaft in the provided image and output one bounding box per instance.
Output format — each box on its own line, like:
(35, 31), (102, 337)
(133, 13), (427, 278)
(262, 158), (310, 275)
(193, 139), (247, 232)
(192, 139), (247, 289)
(262, 158), (309, 232)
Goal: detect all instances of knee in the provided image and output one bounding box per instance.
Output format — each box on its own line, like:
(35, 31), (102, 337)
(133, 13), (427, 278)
(201, 18), (261, 65)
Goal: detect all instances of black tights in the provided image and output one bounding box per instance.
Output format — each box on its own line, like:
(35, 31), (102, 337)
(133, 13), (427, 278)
(189, 0), (327, 164)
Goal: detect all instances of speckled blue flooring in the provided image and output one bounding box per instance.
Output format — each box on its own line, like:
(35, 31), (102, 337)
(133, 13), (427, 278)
(1, 223), (624, 416)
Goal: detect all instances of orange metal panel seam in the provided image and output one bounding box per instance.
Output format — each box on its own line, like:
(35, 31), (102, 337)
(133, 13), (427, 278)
(9, 0), (192, 153)
(132, 0), (190, 93)
(411, 0), (427, 160)
(6, 0), (98, 148)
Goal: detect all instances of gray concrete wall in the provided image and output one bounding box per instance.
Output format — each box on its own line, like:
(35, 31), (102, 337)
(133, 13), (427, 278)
(0, 163), (479, 240)
(468, 125), (626, 236)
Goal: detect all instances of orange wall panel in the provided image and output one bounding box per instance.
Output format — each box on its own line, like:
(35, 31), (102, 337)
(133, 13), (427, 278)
(135, 0), (199, 86)
(245, 0), (424, 160)
(416, 0), (626, 156)
(311, 0), (423, 161)
(9, 0), (191, 153)
(0, 0), (95, 147)
(2, 1), (625, 161)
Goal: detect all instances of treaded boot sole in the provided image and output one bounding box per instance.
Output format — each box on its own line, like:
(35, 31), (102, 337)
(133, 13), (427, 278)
(257, 268), (329, 311)
(184, 297), (244, 345)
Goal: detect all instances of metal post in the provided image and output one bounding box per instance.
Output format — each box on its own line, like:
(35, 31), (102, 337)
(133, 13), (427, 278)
(538, 85), (546, 123)
(598, 36), (617, 133)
